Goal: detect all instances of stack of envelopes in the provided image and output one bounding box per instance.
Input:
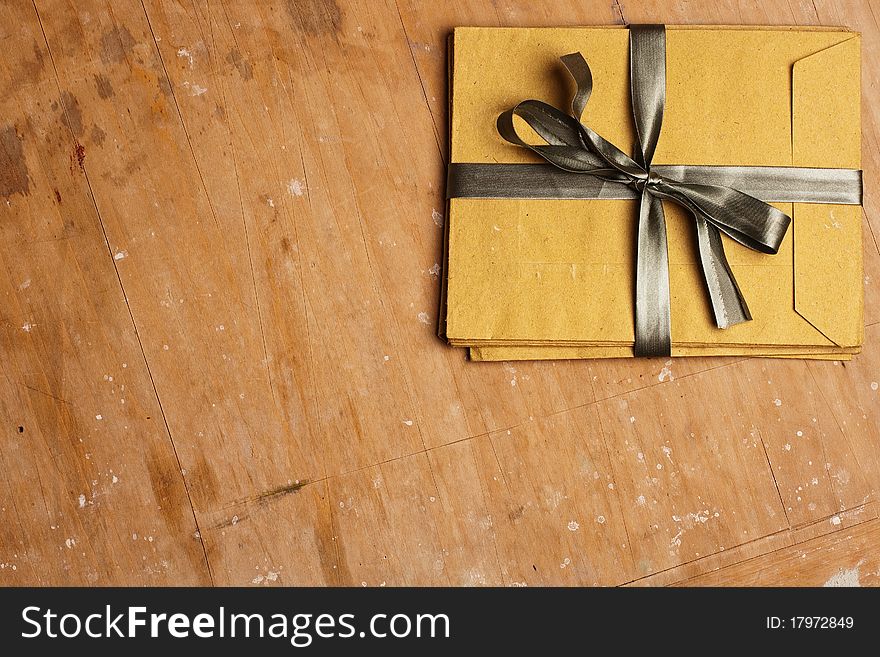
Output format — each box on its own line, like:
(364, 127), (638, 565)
(441, 26), (863, 361)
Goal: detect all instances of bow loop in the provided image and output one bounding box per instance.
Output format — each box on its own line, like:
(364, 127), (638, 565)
(559, 52), (593, 121)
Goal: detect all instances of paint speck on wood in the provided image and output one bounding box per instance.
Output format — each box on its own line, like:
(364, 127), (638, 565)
(74, 143), (86, 171)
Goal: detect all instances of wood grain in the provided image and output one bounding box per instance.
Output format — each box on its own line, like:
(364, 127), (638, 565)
(1, 0), (878, 586)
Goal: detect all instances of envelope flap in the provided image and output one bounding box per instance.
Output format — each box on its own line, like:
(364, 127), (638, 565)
(792, 35), (862, 347)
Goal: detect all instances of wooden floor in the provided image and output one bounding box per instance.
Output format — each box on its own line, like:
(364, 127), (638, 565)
(1, 0), (878, 587)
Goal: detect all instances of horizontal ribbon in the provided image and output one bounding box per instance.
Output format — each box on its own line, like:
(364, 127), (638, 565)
(446, 24), (863, 357)
(447, 163), (863, 204)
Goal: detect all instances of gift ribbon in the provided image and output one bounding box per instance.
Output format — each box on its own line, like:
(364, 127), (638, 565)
(446, 24), (863, 357)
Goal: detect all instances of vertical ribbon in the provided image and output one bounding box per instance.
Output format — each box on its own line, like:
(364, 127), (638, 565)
(629, 25), (671, 357)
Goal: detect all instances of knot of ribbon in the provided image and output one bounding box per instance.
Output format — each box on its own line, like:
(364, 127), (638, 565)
(496, 25), (792, 356)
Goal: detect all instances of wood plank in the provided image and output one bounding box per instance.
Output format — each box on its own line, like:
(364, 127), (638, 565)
(31, 0), (338, 583)
(0, 1), (209, 585)
(476, 406), (634, 585)
(629, 501), (878, 586)
(680, 517), (880, 586)
(330, 404), (634, 586)
(596, 365), (790, 577)
(804, 324), (880, 500)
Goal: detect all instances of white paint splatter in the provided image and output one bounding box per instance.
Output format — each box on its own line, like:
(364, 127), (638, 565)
(21, 322), (35, 332)
(661, 445), (672, 461)
(830, 515), (841, 526)
(823, 565), (861, 587)
(78, 494), (86, 508)
(596, 515), (606, 524)
(784, 443), (791, 451)
(773, 398), (782, 407)
(636, 495), (646, 506)
(266, 197), (275, 207)
(567, 520), (580, 532)
(431, 209), (444, 227)
(287, 178), (305, 196)
(177, 47), (194, 67)
(95, 414), (103, 421)
(428, 263), (441, 278)
(658, 360), (674, 382)
(417, 311), (430, 324)
(828, 209), (842, 229)
(402, 419), (413, 426)
(687, 510), (711, 524)
(796, 430), (803, 437)
(65, 538), (76, 549)
(111, 475), (118, 484)
(871, 382), (879, 391)
(383, 355), (390, 361)
(19, 279), (31, 289)
(184, 81), (207, 96)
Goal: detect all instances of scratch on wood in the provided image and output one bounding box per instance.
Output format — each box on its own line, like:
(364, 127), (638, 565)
(22, 384), (73, 407)
(215, 480), (312, 525)
(756, 425), (792, 528)
(612, 0), (627, 24)
(257, 480), (311, 503)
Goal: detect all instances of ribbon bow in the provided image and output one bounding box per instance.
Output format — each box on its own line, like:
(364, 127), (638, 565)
(496, 25), (792, 356)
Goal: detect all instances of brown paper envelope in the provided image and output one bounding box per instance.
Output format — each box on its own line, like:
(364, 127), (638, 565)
(469, 345), (855, 361)
(445, 27), (862, 351)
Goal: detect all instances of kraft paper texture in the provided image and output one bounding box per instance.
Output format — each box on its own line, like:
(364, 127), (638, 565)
(443, 26), (862, 360)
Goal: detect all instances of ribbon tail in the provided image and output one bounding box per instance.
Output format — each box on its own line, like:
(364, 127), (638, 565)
(694, 215), (751, 329)
(660, 181), (791, 254)
(634, 192), (672, 357)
